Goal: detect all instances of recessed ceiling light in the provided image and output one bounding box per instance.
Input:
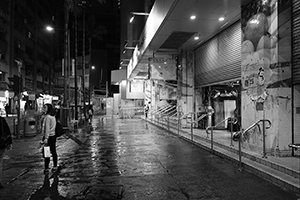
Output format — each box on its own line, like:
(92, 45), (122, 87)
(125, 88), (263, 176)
(194, 36), (200, 40)
(219, 17), (225, 21)
(190, 15), (196, 20)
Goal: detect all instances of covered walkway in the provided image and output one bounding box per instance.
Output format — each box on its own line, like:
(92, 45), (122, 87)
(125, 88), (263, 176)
(142, 116), (300, 194)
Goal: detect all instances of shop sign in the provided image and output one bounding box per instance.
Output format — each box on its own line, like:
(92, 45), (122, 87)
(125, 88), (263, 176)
(28, 94), (35, 100)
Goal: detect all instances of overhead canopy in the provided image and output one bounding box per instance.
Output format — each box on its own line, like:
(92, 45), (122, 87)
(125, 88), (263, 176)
(127, 0), (252, 79)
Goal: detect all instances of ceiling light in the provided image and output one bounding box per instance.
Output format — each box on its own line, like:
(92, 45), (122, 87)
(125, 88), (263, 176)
(194, 36), (200, 40)
(190, 15), (196, 20)
(219, 17), (225, 21)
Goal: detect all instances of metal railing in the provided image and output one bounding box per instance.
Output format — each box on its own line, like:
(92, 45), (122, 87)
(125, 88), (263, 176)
(149, 105), (176, 124)
(232, 119), (271, 171)
(189, 113), (208, 141)
(179, 111), (196, 129)
(149, 104), (171, 117)
(206, 117), (238, 150)
(119, 107), (144, 119)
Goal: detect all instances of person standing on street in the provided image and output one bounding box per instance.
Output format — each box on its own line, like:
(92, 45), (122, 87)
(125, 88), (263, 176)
(0, 116), (12, 189)
(42, 104), (57, 173)
(144, 102), (150, 118)
(88, 105), (94, 124)
(4, 104), (9, 117)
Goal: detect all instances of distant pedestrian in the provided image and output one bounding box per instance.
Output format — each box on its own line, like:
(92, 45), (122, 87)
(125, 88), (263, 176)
(41, 104), (58, 174)
(144, 103), (150, 118)
(0, 116), (12, 189)
(88, 105), (93, 124)
(4, 104), (9, 117)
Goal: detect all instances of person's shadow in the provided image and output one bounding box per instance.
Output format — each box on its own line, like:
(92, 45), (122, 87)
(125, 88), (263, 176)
(28, 169), (70, 200)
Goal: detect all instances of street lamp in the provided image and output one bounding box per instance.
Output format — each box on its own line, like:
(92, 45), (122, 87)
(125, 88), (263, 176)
(129, 12), (150, 23)
(89, 65), (95, 107)
(45, 25), (70, 126)
(45, 25), (54, 32)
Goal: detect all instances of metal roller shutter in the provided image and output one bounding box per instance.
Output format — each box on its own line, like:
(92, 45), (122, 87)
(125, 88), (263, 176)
(293, 0), (300, 145)
(195, 21), (241, 87)
(293, 0), (300, 84)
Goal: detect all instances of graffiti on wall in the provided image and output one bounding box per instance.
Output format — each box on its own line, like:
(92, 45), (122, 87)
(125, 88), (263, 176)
(241, 0), (292, 154)
(241, 0), (291, 102)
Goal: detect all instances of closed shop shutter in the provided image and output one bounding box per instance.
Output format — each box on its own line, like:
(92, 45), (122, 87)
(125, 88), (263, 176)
(293, 0), (300, 84)
(293, 0), (300, 144)
(195, 21), (241, 87)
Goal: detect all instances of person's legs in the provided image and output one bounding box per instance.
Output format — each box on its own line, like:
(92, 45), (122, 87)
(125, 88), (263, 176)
(0, 148), (6, 187)
(44, 140), (51, 171)
(48, 136), (57, 167)
(44, 157), (50, 171)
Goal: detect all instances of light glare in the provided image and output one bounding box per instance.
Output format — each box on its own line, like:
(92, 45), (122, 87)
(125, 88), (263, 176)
(190, 15), (196, 20)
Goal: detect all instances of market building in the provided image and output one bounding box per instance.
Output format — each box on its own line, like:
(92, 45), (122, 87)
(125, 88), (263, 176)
(113, 0), (299, 157)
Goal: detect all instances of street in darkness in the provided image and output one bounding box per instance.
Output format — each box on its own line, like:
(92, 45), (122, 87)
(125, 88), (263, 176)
(0, 116), (298, 199)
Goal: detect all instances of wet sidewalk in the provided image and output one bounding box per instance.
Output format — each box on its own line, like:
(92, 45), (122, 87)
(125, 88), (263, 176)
(0, 115), (299, 199)
(142, 116), (300, 194)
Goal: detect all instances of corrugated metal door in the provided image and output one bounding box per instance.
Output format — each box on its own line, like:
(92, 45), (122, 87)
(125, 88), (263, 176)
(292, 0), (300, 144)
(195, 21), (241, 87)
(293, 0), (300, 84)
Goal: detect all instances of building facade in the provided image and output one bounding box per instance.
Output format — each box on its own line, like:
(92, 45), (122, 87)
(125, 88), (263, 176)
(0, 0), (55, 113)
(122, 0), (299, 157)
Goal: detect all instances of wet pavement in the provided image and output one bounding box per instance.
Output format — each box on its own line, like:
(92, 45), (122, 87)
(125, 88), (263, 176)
(0, 116), (299, 199)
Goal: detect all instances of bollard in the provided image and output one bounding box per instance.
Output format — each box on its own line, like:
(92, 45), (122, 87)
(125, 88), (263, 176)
(262, 120), (267, 158)
(13, 118), (16, 137)
(238, 130), (242, 171)
(191, 123), (193, 141)
(211, 126), (214, 150)
(230, 118), (234, 147)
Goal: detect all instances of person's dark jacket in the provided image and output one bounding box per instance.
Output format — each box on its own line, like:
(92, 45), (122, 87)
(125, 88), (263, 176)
(0, 117), (12, 149)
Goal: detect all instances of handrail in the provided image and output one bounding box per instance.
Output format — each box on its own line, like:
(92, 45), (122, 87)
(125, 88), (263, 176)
(206, 117), (237, 135)
(243, 119), (271, 133)
(232, 119), (272, 168)
(192, 113), (208, 124)
(162, 105), (176, 115)
(149, 104), (168, 114)
(154, 104), (170, 114)
(180, 111), (195, 120)
(169, 111), (178, 118)
(150, 104), (170, 115)
(157, 105), (174, 117)
(167, 109), (177, 116)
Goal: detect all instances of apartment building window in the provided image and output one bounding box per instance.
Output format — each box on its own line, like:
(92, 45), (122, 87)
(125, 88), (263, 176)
(25, 46), (33, 60)
(25, 62), (32, 76)
(0, 50), (5, 60)
(27, 31), (33, 40)
(0, 29), (6, 42)
(14, 38), (22, 49)
(38, 52), (44, 62)
(0, 71), (5, 82)
(26, 0), (34, 10)
(0, 9), (7, 23)
(37, 81), (43, 89)
(14, 20), (23, 33)
(0, 0), (9, 14)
